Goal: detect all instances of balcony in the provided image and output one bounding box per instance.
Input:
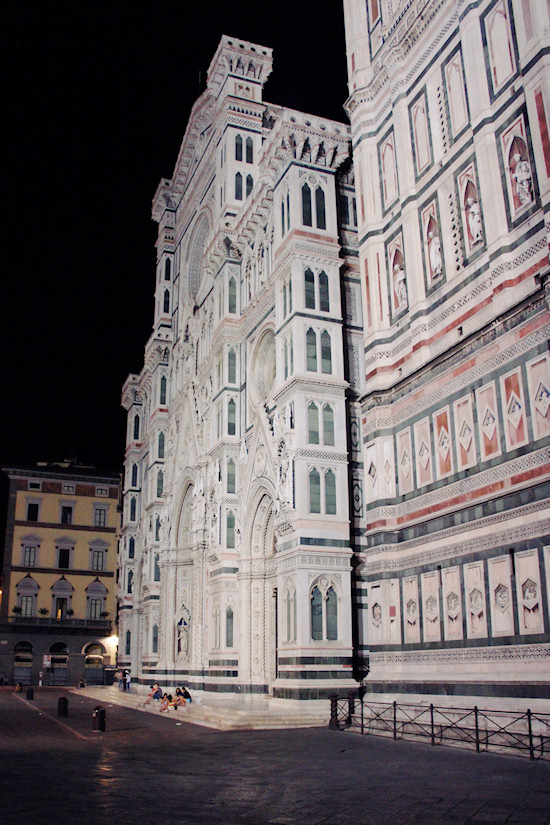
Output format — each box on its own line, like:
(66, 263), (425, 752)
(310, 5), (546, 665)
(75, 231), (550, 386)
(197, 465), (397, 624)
(6, 616), (112, 631)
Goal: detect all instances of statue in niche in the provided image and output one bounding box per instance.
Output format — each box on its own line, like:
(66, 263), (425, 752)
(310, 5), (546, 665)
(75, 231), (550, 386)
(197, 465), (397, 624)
(392, 251), (408, 310)
(427, 218), (443, 280)
(177, 615), (190, 656)
(465, 193), (483, 245)
(511, 153), (533, 208)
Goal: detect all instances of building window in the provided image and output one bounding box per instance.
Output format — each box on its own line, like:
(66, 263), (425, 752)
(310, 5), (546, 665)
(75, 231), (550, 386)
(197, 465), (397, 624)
(315, 187), (326, 229)
(94, 508), (107, 527)
(158, 431), (165, 459)
(163, 289), (170, 313)
(20, 595), (34, 617)
(26, 502), (39, 522)
(128, 537), (135, 559)
(131, 463), (138, 487)
(61, 506), (73, 525)
(305, 267), (315, 309)
(306, 328), (317, 371)
(302, 183), (312, 226)
(311, 584), (338, 641)
(245, 136), (253, 164)
(58, 547), (71, 569)
(226, 607), (234, 647)
(309, 469), (321, 514)
(154, 554), (160, 582)
(308, 402), (320, 444)
(89, 598), (102, 620)
(152, 624), (158, 653)
(228, 278), (237, 314)
(235, 172), (243, 200)
(127, 570), (133, 594)
(92, 550), (104, 572)
(246, 174), (253, 197)
(319, 271), (329, 312)
(228, 349), (237, 384)
(325, 469), (337, 514)
(23, 546), (37, 567)
(323, 405), (334, 446)
(227, 459), (236, 494)
(130, 497), (136, 521)
(235, 134), (243, 161)
(157, 470), (164, 497)
(227, 511), (235, 548)
(228, 399), (236, 435)
(125, 630), (131, 656)
(281, 200), (285, 237)
(160, 376), (167, 405)
(321, 331), (332, 374)
(133, 414), (140, 441)
(164, 258), (171, 281)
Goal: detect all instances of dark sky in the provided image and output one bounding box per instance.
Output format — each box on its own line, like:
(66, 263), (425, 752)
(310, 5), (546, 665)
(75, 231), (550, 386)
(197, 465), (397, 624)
(3, 1), (349, 477)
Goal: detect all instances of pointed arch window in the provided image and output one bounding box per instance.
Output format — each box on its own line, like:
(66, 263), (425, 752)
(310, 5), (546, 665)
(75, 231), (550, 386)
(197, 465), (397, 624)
(288, 276), (292, 312)
(164, 258), (171, 281)
(152, 624), (159, 653)
(246, 174), (253, 197)
(154, 554), (160, 582)
(158, 431), (165, 459)
(235, 134), (243, 161)
(315, 187), (326, 229)
(130, 497), (136, 521)
(302, 184), (312, 226)
(125, 630), (131, 656)
(323, 405), (334, 446)
(226, 607), (234, 647)
(127, 570), (133, 594)
(226, 511), (235, 548)
(319, 271), (329, 312)
(321, 331), (332, 374)
(128, 537), (135, 559)
(155, 517), (160, 542)
(310, 583), (338, 641)
(160, 376), (167, 405)
(157, 470), (164, 497)
(133, 415), (140, 441)
(306, 328), (317, 371)
(163, 290), (170, 313)
(227, 459), (236, 494)
(325, 469), (337, 514)
(305, 268), (315, 309)
(228, 348), (237, 384)
(228, 277), (237, 314)
(235, 172), (243, 200)
(131, 463), (138, 487)
(227, 398), (236, 435)
(309, 468), (321, 513)
(245, 137), (253, 164)
(308, 402), (320, 444)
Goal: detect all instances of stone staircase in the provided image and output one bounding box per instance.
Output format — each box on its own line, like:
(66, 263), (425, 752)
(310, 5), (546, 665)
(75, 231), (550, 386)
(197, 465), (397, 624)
(73, 685), (330, 731)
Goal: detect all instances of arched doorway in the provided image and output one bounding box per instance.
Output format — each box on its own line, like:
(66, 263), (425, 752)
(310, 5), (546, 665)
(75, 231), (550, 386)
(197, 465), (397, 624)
(49, 642), (68, 686)
(83, 642), (105, 685)
(241, 490), (277, 692)
(13, 641), (33, 686)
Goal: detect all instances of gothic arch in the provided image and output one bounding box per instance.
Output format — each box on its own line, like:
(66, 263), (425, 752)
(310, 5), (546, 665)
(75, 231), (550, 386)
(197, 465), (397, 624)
(174, 481), (195, 549)
(245, 485), (276, 559)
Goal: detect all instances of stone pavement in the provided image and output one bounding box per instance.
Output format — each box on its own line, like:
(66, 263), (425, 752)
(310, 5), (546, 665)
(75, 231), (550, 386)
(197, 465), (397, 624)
(1, 688), (549, 825)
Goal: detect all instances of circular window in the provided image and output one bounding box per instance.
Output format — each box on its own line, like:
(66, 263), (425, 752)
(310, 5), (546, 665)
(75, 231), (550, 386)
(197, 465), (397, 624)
(251, 330), (276, 405)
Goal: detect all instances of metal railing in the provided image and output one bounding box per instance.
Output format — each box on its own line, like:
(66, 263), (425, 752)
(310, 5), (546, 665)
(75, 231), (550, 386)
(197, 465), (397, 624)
(329, 693), (550, 760)
(8, 616), (111, 629)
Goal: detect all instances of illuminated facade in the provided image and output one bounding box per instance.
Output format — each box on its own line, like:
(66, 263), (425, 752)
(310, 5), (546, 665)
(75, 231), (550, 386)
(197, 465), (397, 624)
(0, 462), (120, 686)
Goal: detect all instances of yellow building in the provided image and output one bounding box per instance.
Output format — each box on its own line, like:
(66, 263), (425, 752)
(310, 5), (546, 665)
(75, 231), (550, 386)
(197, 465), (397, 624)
(0, 462), (120, 686)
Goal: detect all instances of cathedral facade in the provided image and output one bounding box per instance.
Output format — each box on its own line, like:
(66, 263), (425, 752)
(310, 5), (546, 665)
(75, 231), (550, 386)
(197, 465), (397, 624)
(119, 0), (550, 703)
(344, 0), (550, 698)
(119, 36), (363, 699)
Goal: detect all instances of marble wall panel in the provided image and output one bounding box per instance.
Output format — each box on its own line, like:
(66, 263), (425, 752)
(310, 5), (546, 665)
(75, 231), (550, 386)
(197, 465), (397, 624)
(464, 561), (488, 639)
(488, 554), (515, 636)
(515, 548), (544, 634)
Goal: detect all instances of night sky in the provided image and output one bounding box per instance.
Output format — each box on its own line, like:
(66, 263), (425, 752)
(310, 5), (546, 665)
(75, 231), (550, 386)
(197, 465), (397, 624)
(2, 2), (349, 544)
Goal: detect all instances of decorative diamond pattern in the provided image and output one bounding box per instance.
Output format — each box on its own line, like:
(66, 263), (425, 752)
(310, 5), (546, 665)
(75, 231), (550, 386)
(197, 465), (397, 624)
(481, 407), (496, 440)
(459, 419), (472, 451)
(534, 381), (550, 417)
(506, 392), (523, 429)
(437, 427), (450, 457)
(400, 449), (411, 478)
(418, 440), (430, 470)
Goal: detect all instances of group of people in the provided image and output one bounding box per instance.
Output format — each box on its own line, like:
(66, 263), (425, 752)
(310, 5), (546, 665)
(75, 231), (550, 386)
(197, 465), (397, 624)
(116, 669), (131, 691)
(144, 683), (192, 711)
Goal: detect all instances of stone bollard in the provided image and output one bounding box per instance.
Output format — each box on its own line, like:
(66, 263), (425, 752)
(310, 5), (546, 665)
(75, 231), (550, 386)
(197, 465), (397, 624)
(58, 696), (69, 717)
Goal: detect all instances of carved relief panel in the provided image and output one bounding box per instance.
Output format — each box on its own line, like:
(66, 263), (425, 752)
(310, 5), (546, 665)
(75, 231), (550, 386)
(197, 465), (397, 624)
(514, 548), (544, 635)
(442, 566), (463, 640)
(403, 575), (420, 644)
(526, 353), (550, 440)
(421, 571), (441, 642)
(453, 394), (477, 471)
(464, 561), (488, 639)
(488, 555), (515, 636)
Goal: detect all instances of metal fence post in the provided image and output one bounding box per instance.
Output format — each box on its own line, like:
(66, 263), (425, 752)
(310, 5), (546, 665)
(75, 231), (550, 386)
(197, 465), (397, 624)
(474, 706), (479, 753)
(527, 709), (534, 760)
(430, 704), (435, 747)
(347, 692), (355, 727)
(393, 700), (397, 740)
(329, 694), (340, 730)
